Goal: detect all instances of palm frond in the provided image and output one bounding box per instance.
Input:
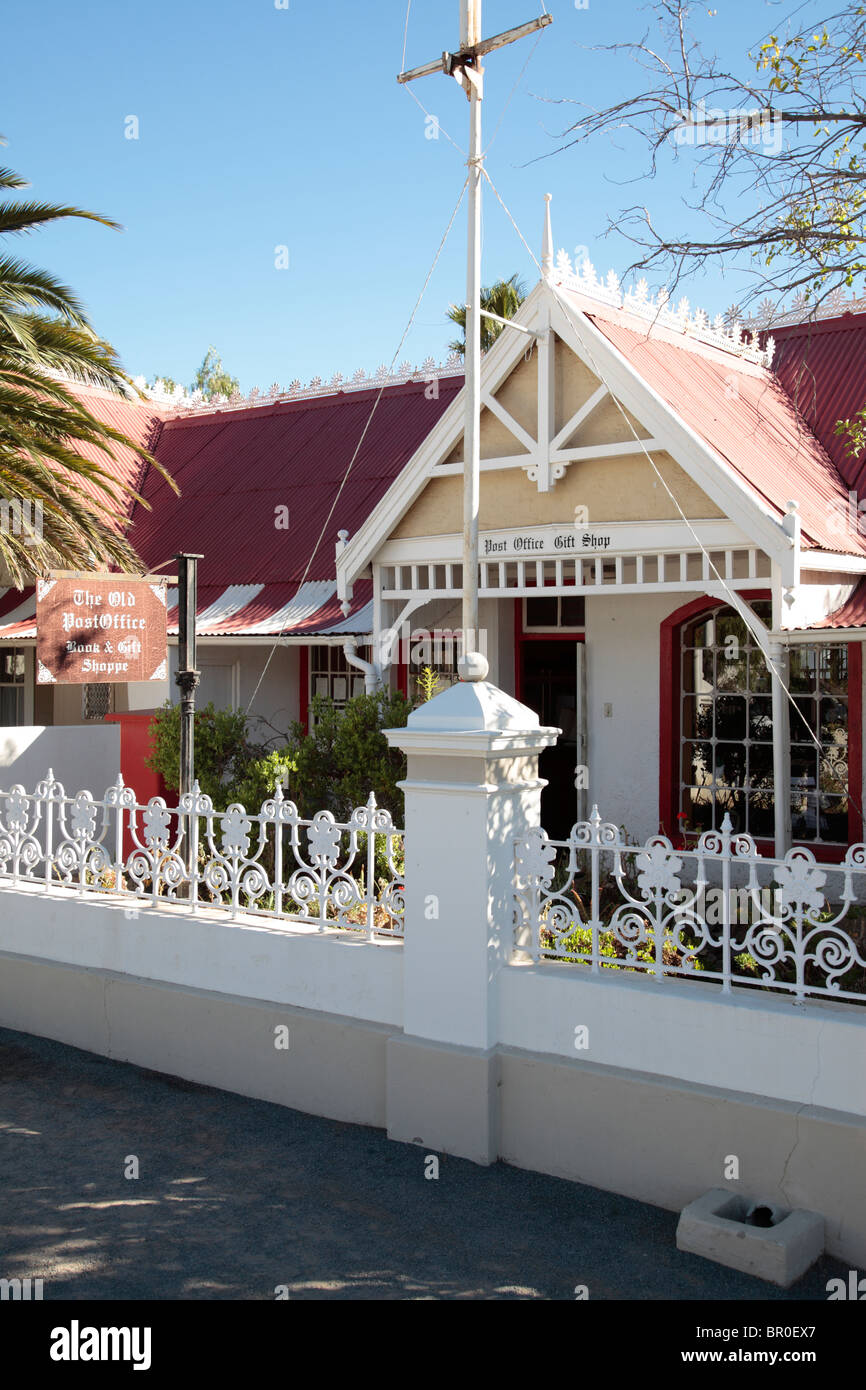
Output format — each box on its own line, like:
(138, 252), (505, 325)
(0, 159), (177, 579)
(0, 167), (29, 192)
(0, 256), (90, 324)
(0, 201), (122, 237)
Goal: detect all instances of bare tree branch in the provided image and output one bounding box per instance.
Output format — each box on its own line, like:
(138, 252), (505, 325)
(538, 0), (866, 315)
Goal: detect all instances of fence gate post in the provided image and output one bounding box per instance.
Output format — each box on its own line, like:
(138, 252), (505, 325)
(384, 680), (558, 1164)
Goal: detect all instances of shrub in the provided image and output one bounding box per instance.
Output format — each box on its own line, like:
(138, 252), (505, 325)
(145, 688), (412, 824)
(285, 687), (413, 823)
(145, 702), (294, 812)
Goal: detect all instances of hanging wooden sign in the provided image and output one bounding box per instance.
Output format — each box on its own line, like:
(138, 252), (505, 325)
(36, 576), (168, 685)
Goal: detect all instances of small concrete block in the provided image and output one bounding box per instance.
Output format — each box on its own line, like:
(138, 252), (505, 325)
(676, 1188), (825, 1288)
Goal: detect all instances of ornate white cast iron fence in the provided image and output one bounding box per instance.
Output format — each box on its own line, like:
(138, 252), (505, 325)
(514, 809), (866, 1005)
(0, 773), (404, 939)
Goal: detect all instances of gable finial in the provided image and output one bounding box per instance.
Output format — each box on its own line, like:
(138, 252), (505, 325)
(542, 193), (553, 279)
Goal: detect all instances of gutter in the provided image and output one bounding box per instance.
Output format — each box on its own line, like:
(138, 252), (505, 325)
(771, 627), (866, 644)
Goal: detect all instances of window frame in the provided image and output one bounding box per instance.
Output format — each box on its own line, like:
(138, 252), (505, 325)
(0, 645), (27, 726)
(521, 594), (586, 635)
(307, 642), (369, 724)
(660, 593), (862, 861)
(396, 627), (484, 698)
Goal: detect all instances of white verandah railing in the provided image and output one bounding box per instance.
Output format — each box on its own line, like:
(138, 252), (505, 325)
(514, 809), (866, 1006)
(0, 774), (404, 939)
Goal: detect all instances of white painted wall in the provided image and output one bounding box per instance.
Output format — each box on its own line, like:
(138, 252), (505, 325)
(0, 884), (403, 1028)
(0, 724), (120, 795)
(125, 677), (170, 711)
(3, 857), (864, 1120)
(167, 642), (299, 738)
(4, 872), (863, 1121)
(499, 961), (866, 1117)
(782, 571), (856, 630)
(584, 590), (699, 841)
(3, 673), (865, 1266)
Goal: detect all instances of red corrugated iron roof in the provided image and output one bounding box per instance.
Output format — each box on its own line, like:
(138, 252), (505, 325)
(0, 585), (35, 637)
(0, 383), (164, 640)
(812, 576), (866, 629)
(128, 377), (462, 588)
(559, 289), (866, 557)
(164, 579), (374, 636)
(0, 587), (30, 621)
(771, 312), (866, 499)
(0, 377), (460, 642)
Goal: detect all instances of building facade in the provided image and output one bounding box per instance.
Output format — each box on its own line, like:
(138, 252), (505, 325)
(2, 235), (866, 859)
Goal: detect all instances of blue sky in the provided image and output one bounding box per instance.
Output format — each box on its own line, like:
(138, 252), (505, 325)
(4, 0), (796, 391)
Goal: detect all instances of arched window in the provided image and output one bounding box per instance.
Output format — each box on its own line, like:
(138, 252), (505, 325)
(661, 596), (861, 853)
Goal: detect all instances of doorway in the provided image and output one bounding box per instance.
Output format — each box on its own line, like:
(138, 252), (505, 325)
(520, 638), (583, 839)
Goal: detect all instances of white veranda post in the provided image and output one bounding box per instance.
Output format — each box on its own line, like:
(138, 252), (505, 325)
(398, 1), (552, 682)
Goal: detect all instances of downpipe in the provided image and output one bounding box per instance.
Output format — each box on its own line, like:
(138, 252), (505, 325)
(343, 637), (380, 694)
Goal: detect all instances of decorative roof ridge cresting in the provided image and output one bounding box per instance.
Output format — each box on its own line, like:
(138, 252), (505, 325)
(134, 356), (466, 418)
(743, 285), (866, 332)
(552, 249), (775, 369)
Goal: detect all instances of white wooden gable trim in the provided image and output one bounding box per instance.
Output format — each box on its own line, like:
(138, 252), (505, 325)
(337, 279), (792, 601)
(337, 283), (548, 602)
(546, 290), (791, 567)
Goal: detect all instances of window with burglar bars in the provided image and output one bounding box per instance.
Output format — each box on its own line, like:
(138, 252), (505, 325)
(82, 684), (113, 722)
(679, 601), (849, 844)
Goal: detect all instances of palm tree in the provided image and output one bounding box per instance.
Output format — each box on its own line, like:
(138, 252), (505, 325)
(447, 274), (526, 356)
(0, 149), (177, 586)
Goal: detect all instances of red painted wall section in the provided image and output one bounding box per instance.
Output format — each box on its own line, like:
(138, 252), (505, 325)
(104, 712), (167, 803)
(848, 642), (863, 846)
(105, 711), (169, 860)
(298, 647), (309, 732)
